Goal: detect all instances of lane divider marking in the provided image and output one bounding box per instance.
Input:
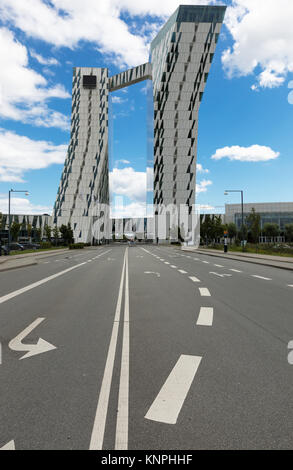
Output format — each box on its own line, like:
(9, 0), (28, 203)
(145, 355), (202, 425)
(196, 307), (214, 326)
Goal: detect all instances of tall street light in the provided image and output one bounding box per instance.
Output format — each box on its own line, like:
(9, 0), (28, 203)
(8, 189), (29, 254)
(224, 189), (245, 251)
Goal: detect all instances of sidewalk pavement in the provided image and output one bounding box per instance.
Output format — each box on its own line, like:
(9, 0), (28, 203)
(0, 248), (69, 273)
(181, 247), (293, 272)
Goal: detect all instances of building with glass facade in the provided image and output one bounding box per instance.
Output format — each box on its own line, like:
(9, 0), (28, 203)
(225, 202), (293, 232)
(51, 5), (226, 244)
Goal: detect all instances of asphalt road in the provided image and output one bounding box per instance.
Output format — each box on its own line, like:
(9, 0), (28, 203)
(0, 244), (293, 450)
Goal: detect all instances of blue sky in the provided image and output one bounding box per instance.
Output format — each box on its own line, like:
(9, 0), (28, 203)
(0, 0), (292, 216)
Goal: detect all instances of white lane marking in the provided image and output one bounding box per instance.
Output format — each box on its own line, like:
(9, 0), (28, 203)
(144, 271), (161, 278)
(230, 269), (242, 273)
(196, 307), (213, 326)
(178, 270), (187, 274)
(90, 249), (127, 450)
(202, 261), (210, 264)
(160, 259), (165, 261)
(288, 285), (293, 288)
(189, 276), (201, 283)
(0, 440), (15, 450)
(210, 272), (232, 278)
(214, 264), (224, 268)
(193, 258), (199, 261)
(0, 250), (111, 306)
(9, 318), (57, 360)
(164, 262), (170, 265)
(171, 265), (177, 269)
(115, 248), (129, 450)
(199, 288), (211, 297)
(145, 355), (202, 424)
(252, 275), (272, 281)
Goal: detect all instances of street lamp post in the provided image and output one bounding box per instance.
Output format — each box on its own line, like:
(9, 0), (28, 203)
(8, 189), (29, 254)
(224, 190), (245, 251)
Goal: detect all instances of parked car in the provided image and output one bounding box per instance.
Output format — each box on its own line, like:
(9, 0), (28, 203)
(0, 245), (9, 255)
(21, 243), (41, 250)
(3, 243), (25, 251)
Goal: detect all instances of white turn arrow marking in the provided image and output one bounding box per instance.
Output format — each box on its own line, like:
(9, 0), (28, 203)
(9, 318), (57, 360)
(0, 440), (15, 450)
(144, 271), (161, 278)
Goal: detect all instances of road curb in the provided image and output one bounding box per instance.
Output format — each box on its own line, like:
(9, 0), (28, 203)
(181, 248), (293, 272)
(0, 261), (38, 273)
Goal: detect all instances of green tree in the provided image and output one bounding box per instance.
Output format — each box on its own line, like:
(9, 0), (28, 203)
(227, 223), (237, 241)
(44, 225), (52, 241)
(11, 222), (21, 241)
(35, 228), (42, 242)
(60, 223), (74, 245)
(27, 223), (32, 240)
(285, 224), (293, 242)
(246, 208), (261, 244)
(53, 226), (60, 245)
(263, 223), (280, 238)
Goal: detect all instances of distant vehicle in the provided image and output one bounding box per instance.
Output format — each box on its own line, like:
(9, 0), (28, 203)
(21, 243), (41, 250)
(5, 243), (25, 251)
(0, 245), (9, 255)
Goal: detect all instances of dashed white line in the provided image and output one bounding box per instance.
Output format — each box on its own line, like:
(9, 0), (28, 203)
(214, 264), (224, 268)
(170, 265), (177, 269)
(178, 270), (187, 274)
(230, 269), (242, 273)
(252, 275), (272, 281)
(199, 288), (211, 297)
(202, 261), (210, 264)
(145, 355), (202, 424)
(164, 262), (170, 265)
(196, 307), (214, 326)
(189, 276), (201, 283)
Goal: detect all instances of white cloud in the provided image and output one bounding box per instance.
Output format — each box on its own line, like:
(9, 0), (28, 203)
(0, 0), (213, 68)
(114, 159), (131, 166)
(111, 96), (127, 104)
(30, 49), (59, 66)
(211, 144), (280, 162)
(223, 0), (293, 89)
(0, 128), (67, 182)
(0, 27), (69, 129)
(111, 200), (147, 219)
(0, 195), (52, 215)
(196, 180), (213, 194)
(110, 167), (146, 201)
(197, 163), (209, 174)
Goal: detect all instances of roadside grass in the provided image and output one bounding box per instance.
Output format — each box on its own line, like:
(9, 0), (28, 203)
(202, 244), (293, 258)
(8, 246), (68, 256)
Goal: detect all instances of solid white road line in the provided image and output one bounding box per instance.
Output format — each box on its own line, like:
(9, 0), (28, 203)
(199, 288), (211, 297)
(178, 270), (187, 274)
(89, 250), (126, 450)
(0, 250), (111, 306)
(252, 275), (272, 281)
(230, 269), (242, 273)
(145, 355), (202, 424)
(189, 276), (201, 283)
(196, 307), (214, 326)
(115, 249), (129, 450)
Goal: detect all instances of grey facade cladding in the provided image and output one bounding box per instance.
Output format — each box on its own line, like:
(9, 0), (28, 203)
(54, 67), (110, 243)
(53, 5), (226, 243)
(109, 63), (152, 92)
(151, 5), (226, 214)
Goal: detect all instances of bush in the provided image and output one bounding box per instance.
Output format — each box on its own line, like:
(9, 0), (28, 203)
(69, 243), (85, 250)
(40, 241), (52, 249)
